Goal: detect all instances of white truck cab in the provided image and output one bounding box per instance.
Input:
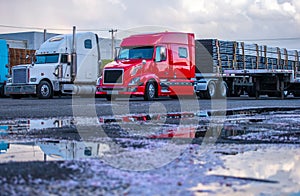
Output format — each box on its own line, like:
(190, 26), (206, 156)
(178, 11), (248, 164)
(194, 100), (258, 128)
(5, 27), (101, 99)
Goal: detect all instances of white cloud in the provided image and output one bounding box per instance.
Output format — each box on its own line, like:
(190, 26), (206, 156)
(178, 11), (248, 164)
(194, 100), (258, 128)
(106, 0), (127, 10)
(0, 0), (299, 49)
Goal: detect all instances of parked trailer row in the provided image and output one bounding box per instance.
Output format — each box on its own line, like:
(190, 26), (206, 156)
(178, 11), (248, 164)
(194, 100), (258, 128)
(96, 32), (300, 100)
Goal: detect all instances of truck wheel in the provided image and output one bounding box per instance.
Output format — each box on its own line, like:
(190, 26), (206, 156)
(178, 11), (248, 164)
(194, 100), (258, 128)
(10, 95), (22, 99)
(105, 95), (116, 101)
(268, 91), (288, 98)
(293, 92), (300, 97)
(246, 85), (256, 97)
(230, 86), (242, 97)
(196, 92), (206, 99)
(37, 81), (53, 99)
(218, 81), (228, 98)
(205, 81), (217, 99)
(0, 86), (3, 97)
(200, 81), (217, 99)
(144, 81), (156, 101)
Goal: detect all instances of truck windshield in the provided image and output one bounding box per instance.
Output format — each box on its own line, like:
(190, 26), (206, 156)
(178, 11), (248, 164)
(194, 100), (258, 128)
(35, 54), (59, 64)
(118, 46), (154, 60)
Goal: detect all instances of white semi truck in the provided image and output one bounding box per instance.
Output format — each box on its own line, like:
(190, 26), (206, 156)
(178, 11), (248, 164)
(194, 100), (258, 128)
(5, 27), (101, 99)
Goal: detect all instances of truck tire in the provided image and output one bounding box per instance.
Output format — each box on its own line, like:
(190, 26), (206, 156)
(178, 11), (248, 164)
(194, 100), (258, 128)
(144, 81), (156, 101)
(229, 86), (242, 97)
(200, 81), (217, 99)
(105, 95), (116, 101)
(268, 91), (288, 98)
(205, 81), (217, 99)
(0, 86), (5, 98)
(246, 85), (256, 97)
(10, 95), (22, 99)
(218, 81), (228, 98)
(37, 80), (53, 99)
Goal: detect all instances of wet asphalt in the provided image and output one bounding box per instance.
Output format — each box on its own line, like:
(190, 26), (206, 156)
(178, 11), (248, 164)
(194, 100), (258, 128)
(0, 95), (300, 120)
(1, 96), (300, 195)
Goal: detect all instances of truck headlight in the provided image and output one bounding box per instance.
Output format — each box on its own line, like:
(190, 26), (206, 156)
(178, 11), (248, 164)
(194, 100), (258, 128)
(128, 77), (141, 86)
(96, 76), (102, 86)
(7, 78), (12, 84)
(30, 78), (37, 82)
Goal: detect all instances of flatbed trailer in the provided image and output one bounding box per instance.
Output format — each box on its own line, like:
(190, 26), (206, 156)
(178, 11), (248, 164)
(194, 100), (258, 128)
(194, 39), (300, 99)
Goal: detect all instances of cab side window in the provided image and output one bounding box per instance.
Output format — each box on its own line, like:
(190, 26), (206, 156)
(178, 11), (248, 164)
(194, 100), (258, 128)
(60, 54), (68, 63)
(84, 39), (92, 49)
(155, 46), (167, 62)
(178, 47), (188, 58)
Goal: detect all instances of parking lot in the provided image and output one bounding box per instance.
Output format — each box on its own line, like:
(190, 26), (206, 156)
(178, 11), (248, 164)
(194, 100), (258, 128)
(1, 96), (300, 195)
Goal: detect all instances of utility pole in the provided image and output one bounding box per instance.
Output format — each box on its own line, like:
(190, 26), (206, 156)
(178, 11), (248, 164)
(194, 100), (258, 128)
(109, 29), (117, 59)
(43, 29), (47, 42)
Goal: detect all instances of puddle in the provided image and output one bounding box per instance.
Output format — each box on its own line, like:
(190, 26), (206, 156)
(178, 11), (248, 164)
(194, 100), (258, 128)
(190, 144), (300, 195)
(0, 108), (299, 143)
(0, 107), (300, 195)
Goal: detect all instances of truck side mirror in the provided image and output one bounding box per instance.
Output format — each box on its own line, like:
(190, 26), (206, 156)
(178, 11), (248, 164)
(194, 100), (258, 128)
(26, 54), (35, 66)
(114, 47), (120, 61)
(67, 54), (72, 65)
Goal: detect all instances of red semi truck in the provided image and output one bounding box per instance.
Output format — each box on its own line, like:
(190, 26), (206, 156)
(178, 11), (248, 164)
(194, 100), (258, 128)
(96, 32), (300, 100)
(97, 32), (195, 100)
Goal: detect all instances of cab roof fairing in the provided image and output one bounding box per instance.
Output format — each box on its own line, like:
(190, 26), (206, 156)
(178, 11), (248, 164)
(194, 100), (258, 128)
(120, 32), (195, 47)
(36, 32), (96, 55)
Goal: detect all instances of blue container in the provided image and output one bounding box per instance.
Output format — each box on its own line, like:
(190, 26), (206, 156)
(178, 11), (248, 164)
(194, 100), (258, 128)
(0, 39), (8, 84)
(0, 39), (8, 96)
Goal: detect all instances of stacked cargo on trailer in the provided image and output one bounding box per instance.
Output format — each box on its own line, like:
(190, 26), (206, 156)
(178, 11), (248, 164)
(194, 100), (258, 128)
(0, 39), (35, 97)
(5, 27), (101, 99)
(194, 39), (300, 99)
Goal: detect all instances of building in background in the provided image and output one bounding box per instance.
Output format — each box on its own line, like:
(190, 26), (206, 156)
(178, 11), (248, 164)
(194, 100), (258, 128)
(0, 31), (120, 59)
(0, 31), (59, 50)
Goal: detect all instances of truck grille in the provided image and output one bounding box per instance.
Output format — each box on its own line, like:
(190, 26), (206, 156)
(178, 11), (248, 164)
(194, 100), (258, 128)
(103, 69), (123, 84)
(13, 68), (27, 84)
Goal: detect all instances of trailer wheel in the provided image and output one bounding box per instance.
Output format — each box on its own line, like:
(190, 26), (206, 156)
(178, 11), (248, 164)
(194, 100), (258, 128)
(229, 86), (243, 97)
(293, 92), (300, 97)
(268, 91), (289, 98)
(204, 81), (217, 99)
(246, 85), (256, 97)
(37, 80), (53, 99)
(218, 81), (228, 98)
(144, 81), (156, 101)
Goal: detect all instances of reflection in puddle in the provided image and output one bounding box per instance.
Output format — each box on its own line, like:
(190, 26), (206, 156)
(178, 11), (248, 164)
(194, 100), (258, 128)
(0, 108), (299, 143)
(191, 145), (300, 195)
(0, 118), (74, 134)
(0, 140), (110, 163)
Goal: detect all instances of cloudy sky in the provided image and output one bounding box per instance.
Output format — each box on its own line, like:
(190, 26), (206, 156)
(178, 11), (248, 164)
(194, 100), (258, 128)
(0, 0), (300, 49)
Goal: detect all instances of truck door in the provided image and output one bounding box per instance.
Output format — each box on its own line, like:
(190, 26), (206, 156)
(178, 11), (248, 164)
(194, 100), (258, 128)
(154, 46), (170, 79)
(61, 54), (71, 81)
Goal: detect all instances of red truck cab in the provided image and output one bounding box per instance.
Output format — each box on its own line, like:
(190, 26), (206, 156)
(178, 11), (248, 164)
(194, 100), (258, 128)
(96, 32), (196, 100)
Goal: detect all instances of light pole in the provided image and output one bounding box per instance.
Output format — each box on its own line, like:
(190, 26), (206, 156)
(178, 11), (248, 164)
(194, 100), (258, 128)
(109, 29), (117, 59)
